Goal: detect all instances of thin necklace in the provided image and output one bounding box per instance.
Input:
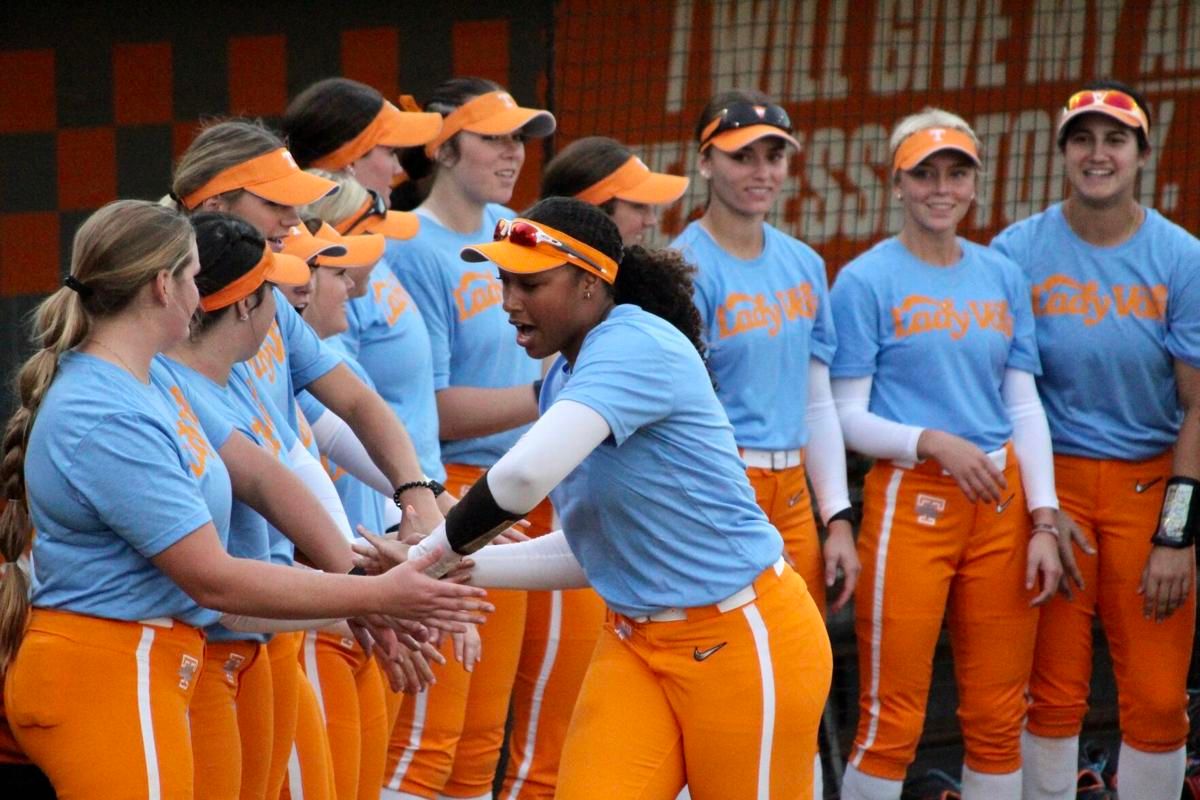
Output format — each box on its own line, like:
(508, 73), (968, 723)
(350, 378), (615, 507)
(88, 339), (144, 379)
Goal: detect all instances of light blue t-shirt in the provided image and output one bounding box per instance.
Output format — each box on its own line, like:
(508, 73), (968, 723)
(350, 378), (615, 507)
(298, 339), (389, 537)
(341, 254), (445, 481)
(243, 288), (342, 435)
(154, 356), (291, 643)
(27, 352), (231, 627)
(543, 305), (783, 617)
(674, 221), (837, 450)
(829, 237), (1040, 452)
(992, 204), (1200, 460)
(392, 205), (539, 466)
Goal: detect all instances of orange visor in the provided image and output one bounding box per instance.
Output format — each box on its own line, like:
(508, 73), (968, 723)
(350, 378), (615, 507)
(424, 90), (556, 157)
(575, 156), (690, 206)
(1058, 89), (1150, 141)
(312, 222), (385, 268)
(333, 191), (420, 240)
(461, 218), (618, 284)
(200, 245), (310, 312)
(704, 125), (801, 154)
(893, 127), (982, 173)
(309, 100), (444, 171)
(280, 224), (347, 264)
(182, 148), (339, 210)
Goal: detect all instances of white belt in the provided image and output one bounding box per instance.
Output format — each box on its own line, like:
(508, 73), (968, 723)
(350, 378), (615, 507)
(741, 448), (803, 471)
(625, 557), (786, 623)
(138, 617), (175, 628)
(893, 445), (1008, 473)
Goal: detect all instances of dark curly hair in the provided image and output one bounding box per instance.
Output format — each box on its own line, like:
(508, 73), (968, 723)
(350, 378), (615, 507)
(522, 197), (708, 365)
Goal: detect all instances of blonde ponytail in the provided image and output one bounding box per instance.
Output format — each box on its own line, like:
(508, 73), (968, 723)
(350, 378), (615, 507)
(0, 199), (193, 671)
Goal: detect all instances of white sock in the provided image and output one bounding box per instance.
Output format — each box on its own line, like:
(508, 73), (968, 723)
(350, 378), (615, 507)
(813, 754), (824, 798)
(1021, 730), (1078, 800)
(436, 795), (490, 800)
(675, 789), (691, 800)
(1117, 743), (1185, 800)
(960, 765), (1020, 799)
(840, 764), (903, 800)
(381, 792), (431, 800)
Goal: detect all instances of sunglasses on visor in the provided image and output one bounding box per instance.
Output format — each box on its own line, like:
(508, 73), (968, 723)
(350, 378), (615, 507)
(493, 219), (613, 278)
(699, 102), (793, 149)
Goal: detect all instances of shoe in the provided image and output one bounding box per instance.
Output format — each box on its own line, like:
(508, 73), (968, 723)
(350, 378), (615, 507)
(1077, 741), (1116, 799)
(901, 769), (961, 800)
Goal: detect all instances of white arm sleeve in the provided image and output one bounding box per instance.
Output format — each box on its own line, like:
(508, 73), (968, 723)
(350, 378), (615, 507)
(832, 376), (924, 461)
(407, 400), (610, 571)
(287, 438), (354, 542)
(487, 400), (612, 513)
(804, 360), (852, 524)
(309, 409), (393, 497)
(468, 530), (591, 590)
(1002, 368), (1059, 511)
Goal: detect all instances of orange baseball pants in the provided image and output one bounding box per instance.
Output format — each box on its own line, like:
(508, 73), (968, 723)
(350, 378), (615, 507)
(6, 609), (205, 799)
(850, 445), (1038, 780)
(190, 639), (268, 800)
(1027, 450), (1194, 751)
(302, 630), (389, 800)
(283, 661), (336, 800)
(235, 640), (275, 800)
(746, 463), (825, 615)
(0, 673), (30, 766)
(556, 563), (831, 799)
(267, 631), (305, 799)
(383, 462), (533, 798)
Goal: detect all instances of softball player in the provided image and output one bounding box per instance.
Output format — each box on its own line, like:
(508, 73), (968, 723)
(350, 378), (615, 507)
(500, 133), (690, 800)
(992, 81), (1200, 800)
(284, 79), (447, 487)
(0, 200), (487, 799)
(675, 90), (857, 615)
(169, 119), (444, 538)
(381, 77), (556, 800)
(830, 110), (1062, 800)
(377, 196), (834, 799)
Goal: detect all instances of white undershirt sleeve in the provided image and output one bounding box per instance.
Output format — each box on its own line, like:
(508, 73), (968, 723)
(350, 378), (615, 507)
(407, 400), (611, 568)
(287, 438), (354, 542)
(804, 360), (852, 524)
(831, 375), (924, 461)
(309, 408), (393, 497)
(1002, 368), (1059, 511)
(486, 400), (613, 513)
(468, 530), (591, 590)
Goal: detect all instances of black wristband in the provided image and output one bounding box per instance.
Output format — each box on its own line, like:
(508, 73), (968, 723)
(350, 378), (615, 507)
(827, 508), (854, 526)
(1151, 476), (1200, 549)
(392, 479), (446, 507)
(444, 469), (522, 555)
(347, 565), (367, 576)
(532, 379), (543, 401)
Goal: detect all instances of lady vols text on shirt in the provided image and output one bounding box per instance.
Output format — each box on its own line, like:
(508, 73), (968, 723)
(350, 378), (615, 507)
(374, 196), (833, 799)
(830, 111), (1062, 800)
(992, 81), (1200, 800)
(670, 90), (858, 629)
